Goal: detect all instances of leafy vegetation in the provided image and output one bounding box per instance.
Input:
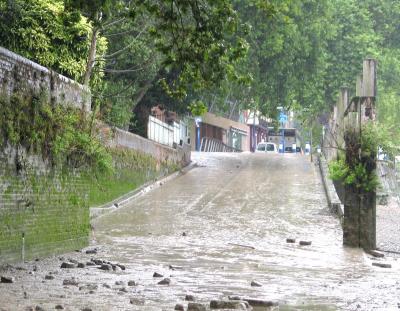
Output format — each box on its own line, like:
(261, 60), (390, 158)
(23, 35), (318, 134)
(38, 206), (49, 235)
(0, 91), (112, 173)
(0, 0), (107, 84)
(1, 1), (400, 157)
(328, 122), (394, 192)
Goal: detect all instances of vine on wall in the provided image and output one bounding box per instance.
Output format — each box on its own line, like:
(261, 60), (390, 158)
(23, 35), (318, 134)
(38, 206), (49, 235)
(0, 91), (112, 173)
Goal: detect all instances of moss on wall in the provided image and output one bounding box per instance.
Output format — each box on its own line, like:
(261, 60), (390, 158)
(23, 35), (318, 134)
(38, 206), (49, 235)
(86, 147), (180, 207)
(0, 164), (89, 264)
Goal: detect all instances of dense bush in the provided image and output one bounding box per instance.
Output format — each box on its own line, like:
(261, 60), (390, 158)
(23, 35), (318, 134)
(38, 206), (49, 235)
(0, 91), (112, 173)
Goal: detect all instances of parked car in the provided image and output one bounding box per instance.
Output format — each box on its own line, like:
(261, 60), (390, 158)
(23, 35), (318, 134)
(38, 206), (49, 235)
(284, 146), (293, 153)
(255, 142), (278, 153)
(296, 146), (301, 153)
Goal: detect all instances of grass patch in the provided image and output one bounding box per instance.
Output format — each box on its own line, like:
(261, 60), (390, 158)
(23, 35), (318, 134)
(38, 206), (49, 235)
(86, 147), (180, 207)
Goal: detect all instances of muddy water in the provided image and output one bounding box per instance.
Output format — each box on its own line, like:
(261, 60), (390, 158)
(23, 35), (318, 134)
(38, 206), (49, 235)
(0, 152), (398, 310)
(92, 153), (399, 310)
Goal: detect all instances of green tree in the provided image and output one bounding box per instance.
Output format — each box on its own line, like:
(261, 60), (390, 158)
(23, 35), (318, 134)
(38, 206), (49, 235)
(0, 0), (106, 82)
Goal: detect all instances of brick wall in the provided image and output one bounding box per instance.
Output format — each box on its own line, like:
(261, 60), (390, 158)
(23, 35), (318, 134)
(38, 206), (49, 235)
(0, 46), (91, 264)
(0, 160), (89, 264)
(0, 47), (191, 264)
(0, 46), (90, 111)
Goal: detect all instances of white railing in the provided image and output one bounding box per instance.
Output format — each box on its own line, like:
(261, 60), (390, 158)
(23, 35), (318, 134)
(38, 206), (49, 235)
(148, 116), (189, 148)
(148, 116), (174, 147)
(200, 137), (242, 152)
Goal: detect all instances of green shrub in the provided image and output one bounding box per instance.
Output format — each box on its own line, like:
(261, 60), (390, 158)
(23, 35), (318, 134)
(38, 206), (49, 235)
(0, 91), (112, 173)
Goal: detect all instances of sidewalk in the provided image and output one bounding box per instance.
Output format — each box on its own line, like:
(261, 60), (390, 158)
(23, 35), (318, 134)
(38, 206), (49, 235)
(377, 196), (400, 256)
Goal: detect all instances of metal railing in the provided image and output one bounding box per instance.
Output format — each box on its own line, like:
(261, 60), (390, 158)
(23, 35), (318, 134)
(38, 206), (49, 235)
(199, 137), (241, 152)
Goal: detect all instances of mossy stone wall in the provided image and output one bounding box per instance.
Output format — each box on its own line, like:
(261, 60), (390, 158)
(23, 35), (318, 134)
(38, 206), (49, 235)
(0, 161), (89, 264)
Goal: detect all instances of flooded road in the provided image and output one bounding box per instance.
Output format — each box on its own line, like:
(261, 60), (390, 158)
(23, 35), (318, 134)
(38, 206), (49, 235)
(1, 152), (399, 310)
(92, 152), (399, 310)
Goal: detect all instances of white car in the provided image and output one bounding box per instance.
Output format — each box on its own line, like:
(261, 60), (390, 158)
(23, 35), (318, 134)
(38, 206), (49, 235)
(255, 142), (278, 153)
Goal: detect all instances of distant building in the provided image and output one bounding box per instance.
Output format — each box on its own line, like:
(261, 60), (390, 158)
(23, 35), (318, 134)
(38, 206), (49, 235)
(189, 112), (250, 152)
(244, 110), (271, 152)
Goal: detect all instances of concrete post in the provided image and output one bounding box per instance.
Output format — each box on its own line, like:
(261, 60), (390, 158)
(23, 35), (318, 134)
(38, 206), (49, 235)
(343, 59), (377, 250)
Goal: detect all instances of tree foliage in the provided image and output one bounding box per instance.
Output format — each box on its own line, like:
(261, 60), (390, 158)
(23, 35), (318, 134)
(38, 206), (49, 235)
(0, 0), (106, 83)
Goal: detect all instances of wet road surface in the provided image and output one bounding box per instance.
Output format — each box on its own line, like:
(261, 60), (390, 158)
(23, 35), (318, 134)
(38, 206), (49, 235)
(1, 152), (399, 310)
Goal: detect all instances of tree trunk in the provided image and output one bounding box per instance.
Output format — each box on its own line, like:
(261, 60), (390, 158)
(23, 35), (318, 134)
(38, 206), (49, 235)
(83, 27), (99, 86)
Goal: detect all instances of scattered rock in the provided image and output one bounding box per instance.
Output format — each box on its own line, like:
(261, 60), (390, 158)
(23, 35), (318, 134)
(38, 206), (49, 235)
(174, 304), (185, 311)
(112, 265), (121, 272)
(185, 294), (195, 301)
(35, 306), (45, 311)
(77, 263), (85, 268)
(187, 302), (207, 311)
(55, 305), (64, 310)
(1, 276), (15, 283)
(115, 281), (124, 286)
(68, 258), (78, 264)
(153, 272), (163, 278)
(250, 280), (262, 287)
(62, 278), (78, 286)
(99, 264), (112, 271)
(49, 294), (66, 299)
(45, 275), (54, 280)
(157, 278), (171, 285)
(25, 307), (34, 311)
(116, 264), (126, 270)
(91, 259), (103, 265)
(368, 250), (385, 258)
(60, 262), (76, 269)
(119, 287), (128, 293)
(114, 203), (119, 208)
(33, 265), (38, 272)
(228, 296), (241, 300)
(81, 308), (92, 311)
(79, 284), (98, 291)
(244, 298), (279, 307)
(182, 232), (187, 236)
(102, 283), (111, 289)
(210, 300), (248, 309)
(372, 262), (392, 268)
(127, 280), (137, 286)
(286, 238), (296, 243)
(130, 298), (145, 305)
(86, 262), (96, 266)
(169, 265), (183, 270)
(85, 249), (97, 255)
(16, 266), (27, 271)
(299, 241), (312, 246)
(24, 291), (29, 299)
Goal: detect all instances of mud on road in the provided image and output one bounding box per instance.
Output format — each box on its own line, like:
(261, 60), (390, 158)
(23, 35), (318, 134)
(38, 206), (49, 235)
(0, 153), (399, 310)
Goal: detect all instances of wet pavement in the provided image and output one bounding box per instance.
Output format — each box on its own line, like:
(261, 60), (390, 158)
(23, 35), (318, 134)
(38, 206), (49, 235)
(377, 196), (400, 255)
(1, 152), (399, 310)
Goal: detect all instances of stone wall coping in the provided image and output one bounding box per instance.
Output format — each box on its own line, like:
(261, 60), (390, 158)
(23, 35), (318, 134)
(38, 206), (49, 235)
(0, 46), (90, 92)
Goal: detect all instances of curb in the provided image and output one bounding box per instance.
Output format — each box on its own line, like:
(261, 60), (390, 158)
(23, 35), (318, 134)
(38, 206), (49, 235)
(90, 161), (198, 221)
(317, 155), (344, 223)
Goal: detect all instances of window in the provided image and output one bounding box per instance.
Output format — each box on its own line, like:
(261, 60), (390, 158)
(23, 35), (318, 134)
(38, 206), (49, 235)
(266, 144), (275, 151)
(257, 144), (266, 151)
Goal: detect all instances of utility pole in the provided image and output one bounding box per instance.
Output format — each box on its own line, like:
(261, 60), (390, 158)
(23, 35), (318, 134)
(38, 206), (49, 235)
(310, 128), (313, 162)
